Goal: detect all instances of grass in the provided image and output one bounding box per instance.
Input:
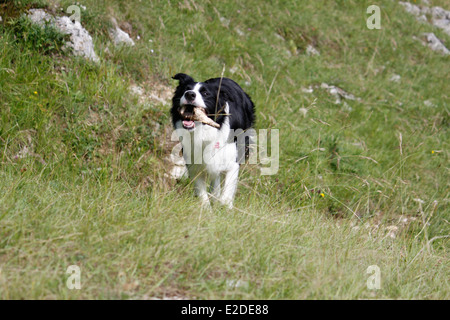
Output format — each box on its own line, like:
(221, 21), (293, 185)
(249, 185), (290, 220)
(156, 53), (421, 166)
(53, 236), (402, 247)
(0, 0), (448, 299)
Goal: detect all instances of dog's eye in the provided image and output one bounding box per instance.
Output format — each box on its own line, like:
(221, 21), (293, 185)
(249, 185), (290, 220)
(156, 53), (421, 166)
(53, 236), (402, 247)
(202, 91), (209, 96)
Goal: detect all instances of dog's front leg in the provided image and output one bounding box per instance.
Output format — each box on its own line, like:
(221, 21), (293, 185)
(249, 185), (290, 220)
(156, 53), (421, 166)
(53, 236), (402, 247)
(220, 163), (239, 209)
(210, 174), (221, 203)
(194, 176), (210, 209)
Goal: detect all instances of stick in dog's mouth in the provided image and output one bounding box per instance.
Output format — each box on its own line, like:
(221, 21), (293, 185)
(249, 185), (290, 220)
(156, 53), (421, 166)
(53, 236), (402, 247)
(179, 105), (220, 128)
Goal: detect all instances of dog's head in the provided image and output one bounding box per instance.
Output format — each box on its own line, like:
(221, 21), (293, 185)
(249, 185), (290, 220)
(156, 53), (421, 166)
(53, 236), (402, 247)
(171, 73), (228, 131)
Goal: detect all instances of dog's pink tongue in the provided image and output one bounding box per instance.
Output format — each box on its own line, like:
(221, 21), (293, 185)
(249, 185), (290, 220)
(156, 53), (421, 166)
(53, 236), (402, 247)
(183, 120), (195, 128)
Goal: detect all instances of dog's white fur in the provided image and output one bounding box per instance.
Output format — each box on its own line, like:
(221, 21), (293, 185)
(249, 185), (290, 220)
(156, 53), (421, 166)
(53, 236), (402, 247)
(174, 103), (239, 209)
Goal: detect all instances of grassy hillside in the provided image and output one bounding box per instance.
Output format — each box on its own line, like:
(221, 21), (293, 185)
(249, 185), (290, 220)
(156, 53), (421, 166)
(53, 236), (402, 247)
(0, 0), (448, 299)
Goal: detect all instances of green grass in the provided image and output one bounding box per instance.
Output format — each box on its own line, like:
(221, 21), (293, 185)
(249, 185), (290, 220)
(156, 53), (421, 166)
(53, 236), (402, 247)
(0, 0), (448, 299)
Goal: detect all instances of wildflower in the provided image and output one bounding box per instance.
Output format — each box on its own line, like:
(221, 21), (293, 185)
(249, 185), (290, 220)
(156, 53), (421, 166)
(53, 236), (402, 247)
(320, 193), (325, 198)
(34, 91), (38, 95)
(431, 150), (435, 154)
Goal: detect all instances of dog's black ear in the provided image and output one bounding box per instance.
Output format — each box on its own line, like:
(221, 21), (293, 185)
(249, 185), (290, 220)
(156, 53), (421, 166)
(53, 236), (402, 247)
(172, 73), (194, 85)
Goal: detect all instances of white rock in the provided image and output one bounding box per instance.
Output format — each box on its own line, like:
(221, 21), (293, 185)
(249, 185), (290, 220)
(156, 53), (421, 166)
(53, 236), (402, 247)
(170, 165), (187, 180)
(219, 16), (230, 28)
(56, 16), (100, 62)
(417, 14), (428, 23)
(398, 1), (434, 22)
(306, 44), (320, 56)
(301, 86), (314, 93)
(27, 9), (99, 62)
(400, 2), (450, 35)
(234, 27), (245, 36)
(320, 83), (360, 104)
(389, 74), (401, 83)
(431, 6), (450, 20)
(424, 100), (436, 107)
(399, 1), (450, 34)
(165, 152), (188, 180)
(229, 66), (238, 74)
(420, 6), (431, 15)
(226, 280), (249, 290)
(421, 32), (450, 55)
(432, 18), (450, 35)
(129, 85), (144, 97)
(430, 6), (450, 35)
(320, 82), (329, 89)
(109, 26), (135, 46)
(169, 153), (186, 167)
(27, 8), (54, 25)
(274, 33), (285, 41)
(399, 1), (421, 16)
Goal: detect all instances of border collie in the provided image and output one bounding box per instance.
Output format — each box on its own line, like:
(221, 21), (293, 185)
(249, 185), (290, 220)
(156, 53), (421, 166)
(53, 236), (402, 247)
(171, 73), (255, 209)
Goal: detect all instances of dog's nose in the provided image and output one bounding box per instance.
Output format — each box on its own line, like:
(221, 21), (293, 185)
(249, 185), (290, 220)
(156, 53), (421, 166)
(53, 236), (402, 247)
(185, 90), (196, 101)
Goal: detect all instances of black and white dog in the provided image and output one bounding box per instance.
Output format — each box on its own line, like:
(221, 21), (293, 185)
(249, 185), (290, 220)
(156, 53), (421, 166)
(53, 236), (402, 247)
(171, 73), (255, 208)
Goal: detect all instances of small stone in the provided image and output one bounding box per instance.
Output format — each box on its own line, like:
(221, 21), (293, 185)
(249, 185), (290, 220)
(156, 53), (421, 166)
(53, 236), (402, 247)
(424, 100), (436, 107)
(219, 16), (230, 28)
(235, 27), (245, 36)
(416, 14), (428, 23)
(226, 280), (249, 290)
(421, 33), (450, 55)
(301, 86), (314, 93)
(389, 74), (401, 83)
(399, 2), (421, 16)
(229, 66), (238, 74)
(109, 26), (135, 47)
(306, 44), (320, 56)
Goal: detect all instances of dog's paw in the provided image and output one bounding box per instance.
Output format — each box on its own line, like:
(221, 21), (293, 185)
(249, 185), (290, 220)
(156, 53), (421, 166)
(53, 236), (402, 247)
(219, 197), (234, 210)
(200, 199), (212, 211)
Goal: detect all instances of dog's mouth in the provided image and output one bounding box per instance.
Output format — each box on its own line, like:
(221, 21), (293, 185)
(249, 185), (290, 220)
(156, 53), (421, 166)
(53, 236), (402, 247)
(178, 104), (220, 129)
(179, 104), (197, 129)
(182, 120), (195, 129)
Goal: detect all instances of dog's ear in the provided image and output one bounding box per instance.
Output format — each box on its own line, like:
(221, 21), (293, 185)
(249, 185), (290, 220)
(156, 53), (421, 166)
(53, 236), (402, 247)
(172, 73), (194, 85)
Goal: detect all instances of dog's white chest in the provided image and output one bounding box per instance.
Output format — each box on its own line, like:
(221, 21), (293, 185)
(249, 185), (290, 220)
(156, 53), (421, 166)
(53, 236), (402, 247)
(201, 140), (237, 176)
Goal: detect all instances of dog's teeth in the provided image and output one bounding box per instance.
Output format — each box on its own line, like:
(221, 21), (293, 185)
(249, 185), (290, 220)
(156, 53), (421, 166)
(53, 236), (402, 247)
(179, 106), (186, 117)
